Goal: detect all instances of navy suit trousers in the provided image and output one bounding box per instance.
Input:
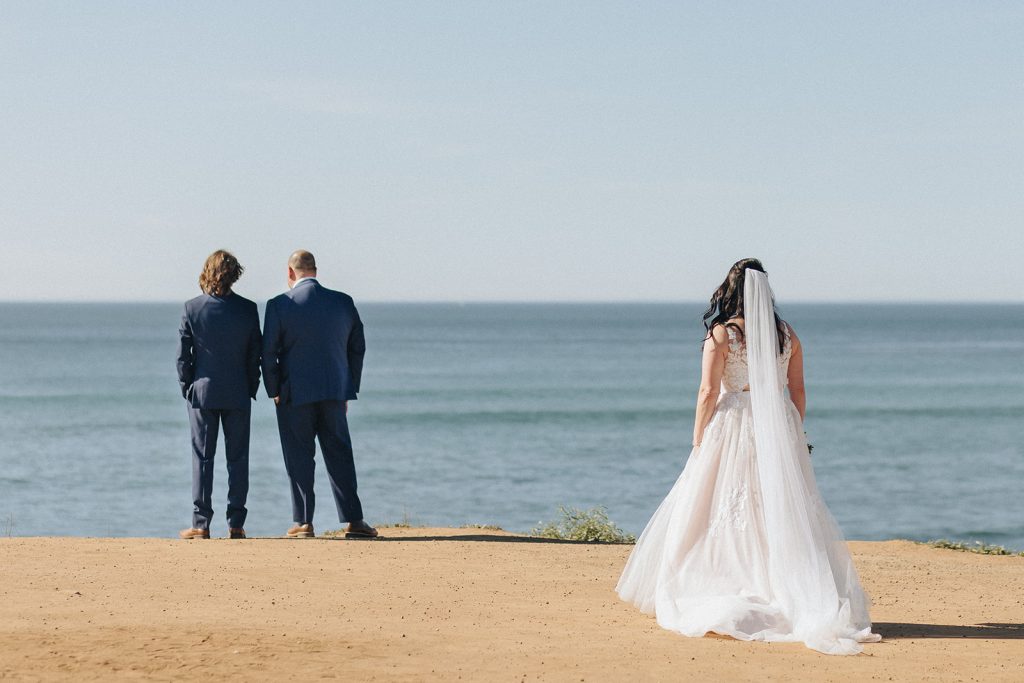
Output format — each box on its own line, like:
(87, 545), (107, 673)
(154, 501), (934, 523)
(188, 406), (250, 530)
(275, 400), (363, 524)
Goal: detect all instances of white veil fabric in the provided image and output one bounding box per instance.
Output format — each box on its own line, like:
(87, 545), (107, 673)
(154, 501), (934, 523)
(744, 269), (879, 654)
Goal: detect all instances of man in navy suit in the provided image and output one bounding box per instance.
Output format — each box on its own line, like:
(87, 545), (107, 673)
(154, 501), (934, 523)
(176, 250), (262, 539)
(262, 250), (377, 539)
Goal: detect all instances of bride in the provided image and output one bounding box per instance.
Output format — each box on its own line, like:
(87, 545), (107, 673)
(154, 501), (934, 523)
(616, 258), (881, 655)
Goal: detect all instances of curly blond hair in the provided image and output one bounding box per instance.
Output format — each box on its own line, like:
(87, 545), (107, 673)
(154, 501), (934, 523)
(199, 250), (244, 296)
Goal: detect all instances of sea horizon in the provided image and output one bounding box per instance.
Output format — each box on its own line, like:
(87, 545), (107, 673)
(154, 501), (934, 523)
(1, 299), (1021, 305)
(1, 301), (1022, 549)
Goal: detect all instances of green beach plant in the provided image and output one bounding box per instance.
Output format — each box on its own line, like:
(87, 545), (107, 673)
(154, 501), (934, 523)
(375, 520), (417, 529)
(531, 505), (635, 544)
(381, 508), (418, 528)
(926, 539), (1024, 557)
(370, 507), (419, 529)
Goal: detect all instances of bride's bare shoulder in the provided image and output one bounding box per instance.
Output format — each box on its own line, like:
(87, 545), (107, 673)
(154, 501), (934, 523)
(705, 322), (732, 350)
(720, 319), (745, 338)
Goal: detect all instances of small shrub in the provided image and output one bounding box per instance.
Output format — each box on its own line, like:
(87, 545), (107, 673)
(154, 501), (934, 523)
(927, 539), (1024, 557)
(531, 506), (635, 544)
(460, 524), (503, 531)
(377, 508), (418, 529)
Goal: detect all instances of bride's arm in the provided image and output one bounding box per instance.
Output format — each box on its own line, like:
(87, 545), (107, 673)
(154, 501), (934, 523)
(787, 329), (806, 421)
(693, 325), (728, 447)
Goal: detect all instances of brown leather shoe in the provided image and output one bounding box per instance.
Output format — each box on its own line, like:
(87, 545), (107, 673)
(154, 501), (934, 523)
(228, 528), (246, 539)
(345, 520), (379, 539)
(286, 523), (315, 538)
(179, 528), (210, 540)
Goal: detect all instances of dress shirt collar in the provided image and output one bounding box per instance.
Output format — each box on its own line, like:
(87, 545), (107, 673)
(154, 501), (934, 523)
(291, 276), (318, 289)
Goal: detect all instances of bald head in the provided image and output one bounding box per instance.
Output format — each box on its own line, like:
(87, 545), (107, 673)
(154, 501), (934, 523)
(286, 250), (318, 288)
(289, 250), (317, 275)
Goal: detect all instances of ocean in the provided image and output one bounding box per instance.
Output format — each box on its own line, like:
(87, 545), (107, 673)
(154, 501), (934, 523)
(0, 302), (1021, 548)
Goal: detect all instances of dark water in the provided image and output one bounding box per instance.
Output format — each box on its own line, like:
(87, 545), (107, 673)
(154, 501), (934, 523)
(0, 303), (1021, 548)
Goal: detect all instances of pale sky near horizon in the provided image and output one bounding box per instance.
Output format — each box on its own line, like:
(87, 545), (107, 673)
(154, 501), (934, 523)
(1, 2), (1021, 303)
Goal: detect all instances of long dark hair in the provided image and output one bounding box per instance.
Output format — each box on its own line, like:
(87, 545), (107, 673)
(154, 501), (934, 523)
(702, 257), (787, 354)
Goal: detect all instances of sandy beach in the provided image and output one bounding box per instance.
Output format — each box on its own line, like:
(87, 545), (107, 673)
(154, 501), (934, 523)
(1, 528), (1022, 681)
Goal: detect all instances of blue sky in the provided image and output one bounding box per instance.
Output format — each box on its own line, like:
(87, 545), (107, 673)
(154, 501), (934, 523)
(1, 2), (1021, 302)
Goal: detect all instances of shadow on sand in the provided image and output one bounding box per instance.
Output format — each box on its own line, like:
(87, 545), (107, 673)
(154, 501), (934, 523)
(238, 531), (629, 545)
(875, 622), (1024, 640)
(328, 532), (631, 545)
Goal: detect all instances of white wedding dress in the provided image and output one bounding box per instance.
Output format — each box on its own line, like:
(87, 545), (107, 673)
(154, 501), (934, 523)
(616, 270), (880, 655)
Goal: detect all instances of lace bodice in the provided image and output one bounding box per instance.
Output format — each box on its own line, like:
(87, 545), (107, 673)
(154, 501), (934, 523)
(721, 324), (792, 393)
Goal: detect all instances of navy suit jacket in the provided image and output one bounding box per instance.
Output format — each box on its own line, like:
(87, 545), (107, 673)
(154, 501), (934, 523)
(176, 292), (262, 410)
(262, 279), (365, 406)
